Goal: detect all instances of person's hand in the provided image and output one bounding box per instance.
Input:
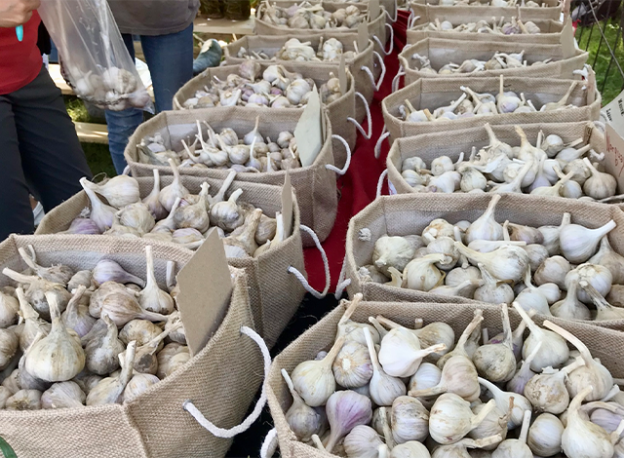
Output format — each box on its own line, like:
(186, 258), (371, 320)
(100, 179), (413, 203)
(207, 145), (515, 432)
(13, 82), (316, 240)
(0, 0), (41, 28)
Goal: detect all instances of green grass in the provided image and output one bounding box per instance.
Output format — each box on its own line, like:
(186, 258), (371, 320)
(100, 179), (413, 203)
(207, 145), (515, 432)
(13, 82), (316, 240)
(576, 15), (624, 105)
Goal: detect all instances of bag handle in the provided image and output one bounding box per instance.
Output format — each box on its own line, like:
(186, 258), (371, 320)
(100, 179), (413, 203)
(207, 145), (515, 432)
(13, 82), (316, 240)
(183, 326), (271, 438)
(377, 169), (389, 198)
(287, 224), (330, 299)
(372, 24), (394, 56)
(325, 135), (352, 175)
(334, 255), (351, 299)
(348, 92), (373, 139)
(392, 64), (405, 92)
(375, 125), (390, 159)
(361, 51), (387, 92)
(384, 0), (398, 22)
(260, 428), (279, 458)
(409, 13), (421, 29)
(173, 97), (184, 110)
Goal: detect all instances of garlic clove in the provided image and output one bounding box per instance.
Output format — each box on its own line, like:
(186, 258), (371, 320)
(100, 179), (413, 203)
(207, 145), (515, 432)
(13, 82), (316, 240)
(85, 314), (125, 375)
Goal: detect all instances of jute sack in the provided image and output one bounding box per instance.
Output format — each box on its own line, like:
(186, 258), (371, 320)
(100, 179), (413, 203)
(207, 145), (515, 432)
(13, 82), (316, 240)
(399, 37), (588, 85)
(172, 63), (357, 164)
(343, 192), (624, 329)
(406, 4), (565, 45)
(35, 175), (308, 347)
(266, 300), (624, 458)
(119, 108), (341, 243)
(381, 74), (600, 141)
(223, 33), (382, 123)
(0, 234), (263, 458)
(408, 0), (562, 20)
(387, 121), (606, 195)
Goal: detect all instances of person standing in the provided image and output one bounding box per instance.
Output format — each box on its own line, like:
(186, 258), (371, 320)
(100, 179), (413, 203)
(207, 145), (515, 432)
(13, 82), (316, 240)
(105, 0), (199, 173)
(0, 0), (92, 241)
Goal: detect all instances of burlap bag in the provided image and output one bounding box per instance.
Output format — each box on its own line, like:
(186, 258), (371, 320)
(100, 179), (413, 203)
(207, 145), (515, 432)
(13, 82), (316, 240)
(35, 175), (307, 347)
(119, 109), (339, 243)
(0, 234), (262, 458)
(267, 299), (624, 458)
(387, 121), (606, 194)
(382, 74), (600, 141)
(408, 0), (562, 20)
(406, 4), (565, 44)
(172, 63), (357, 163)
(223, 33), (380, 122)
(343, 193), (624, 329)
(399, 37), (588, 85)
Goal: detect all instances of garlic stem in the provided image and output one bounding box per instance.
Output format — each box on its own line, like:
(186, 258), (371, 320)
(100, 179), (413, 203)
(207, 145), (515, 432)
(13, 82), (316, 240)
(518, 410), (531, 443)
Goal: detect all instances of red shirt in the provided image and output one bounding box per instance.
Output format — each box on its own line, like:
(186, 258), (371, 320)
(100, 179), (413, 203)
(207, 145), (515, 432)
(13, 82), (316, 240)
(0, 11), (42, 95)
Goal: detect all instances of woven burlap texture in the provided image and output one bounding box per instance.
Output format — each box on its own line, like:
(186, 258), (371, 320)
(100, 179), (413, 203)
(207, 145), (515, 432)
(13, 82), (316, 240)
(382, 74), (600, 141)
(35, 176), (306, 347)
(399, 37), (588, 86)
(223, 33), (376, 123)
(0, 234), (262, 458)
(267, 299), (624, 457)
(407, 0), (562, 21)
(119, 108), (338, 244)
(344, 192), (624, 330)
(172, 63), (357, 163)
(386, 121), (606, 194)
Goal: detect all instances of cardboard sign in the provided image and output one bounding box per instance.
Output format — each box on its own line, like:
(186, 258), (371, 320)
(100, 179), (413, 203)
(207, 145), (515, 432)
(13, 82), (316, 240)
(295, 86), (322, 167)
(357, 23), (369, 52)
(281, 173), (293, 239)
(176, 228), (232, 356)
(605, 123), (624, 193)
(339, 54), (347, 95)
(369, 0), (380, 20)
(601, 89), (624, 134)
(560, 17), (576, 59)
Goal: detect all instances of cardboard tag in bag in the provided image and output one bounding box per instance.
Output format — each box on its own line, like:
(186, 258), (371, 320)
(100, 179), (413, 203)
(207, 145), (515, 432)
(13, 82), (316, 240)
(357, 23), (368, 52)
(369, 0), (380, 20)
(339, 54), (347, 95)
(281, 172), (293, 239)
(176, 228), (232, 356)
(560, 17), (576, 59)
(295, 86), (322, 167)
(605, 123), (624, 194)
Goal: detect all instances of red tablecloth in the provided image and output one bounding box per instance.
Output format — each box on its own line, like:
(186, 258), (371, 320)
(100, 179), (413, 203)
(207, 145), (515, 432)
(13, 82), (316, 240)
(303, 11), (409, 292)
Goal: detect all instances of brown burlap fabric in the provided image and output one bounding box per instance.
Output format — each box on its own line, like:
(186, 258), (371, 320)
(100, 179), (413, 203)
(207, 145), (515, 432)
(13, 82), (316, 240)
(382, 74), (600, 141)
(406, 4), (565, 45)
(387, 121), (606, 194)
(408, 0), (562, 21)
(119, 108), (338, 243)
(35, 176), (306, 347)
(172, 64), (357, 164)
(223, 33), (376, 122)
(0, 235), (262, 458)
(399, 37), (588, 85)
(267, 299), (624, 457)
(343, 193), (624, 329)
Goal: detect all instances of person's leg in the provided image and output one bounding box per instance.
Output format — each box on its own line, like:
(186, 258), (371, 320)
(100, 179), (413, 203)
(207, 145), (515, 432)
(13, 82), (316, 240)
(0, 96), (36, 240)
(104, 33), (143, 174)
(140, 23), (194, 112)
(10, 67), (92, 213)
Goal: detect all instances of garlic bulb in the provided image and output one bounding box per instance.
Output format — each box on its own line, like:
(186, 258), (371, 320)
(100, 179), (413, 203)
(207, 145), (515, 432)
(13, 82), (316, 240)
(291, 336), (345, 407)
(92, 259), (146, 287)
(15, 287), (50, 351)
(491, 410), (532, 458)
(99, 285), (168, 327)
(130, 325), (174, 374)
(534, 255), (571, 290)
(62, 285), (96, 338)
(432, 435), (501, 458)
(123, 373), (160, 403)
(372, 235), (423, 276)
(337, 295), (380, 347)
(575, 263), (613, 304)
(41, 381), (85, 409)
(143, 169), (167, 220)
(5, 389), (41, 410)
(18, 332), (50, 391)
(454, 241), (528, 284)
(473, 263), (514, 305)
(408, 362), (441, 409)
(391, 396), (429, 444)
(467, 401), (508, 450)
(24, 292), (85, 382)
(156, 343), (190, 379)
(506, 341), (541, 395)
(86, 341), (136, 406)
(559, 219), (617, 264)
(478, 377), (531, 429)
(402, 254), (448, 291)
(514, 270), (550, 315)
(523, 357), (585, 414)
(0, 328), (18, 371)
(465, 195), (503, 243)
(80, 178), (116, 231)
(18, 246), (73, 286)
(582, 281), (624, 321)
(472, 304), (515, 382)
(343, 425), (384, 458)
(429, 393), (496, 444)
(390, 441), (430, 458)
(139, 246), (174, 315)
(73, 373), (103, 394)
(364, 327), (406, 406)
(528, 413), (563, 456)
(282, 368), (322, 442)
(551, 270), (591, 320)
(159, 159), (189, 212)
(85, 315), (125, 375)
(0, 291), (18, 328)
(324, 390), (373, 453)
(210, 188), (245, 231)
(332, 341), (373, 388)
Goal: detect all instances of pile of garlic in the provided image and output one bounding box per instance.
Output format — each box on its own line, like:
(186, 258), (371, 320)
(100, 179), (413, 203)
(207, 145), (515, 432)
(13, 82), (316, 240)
(183, 61), (341, 110)
(66, 172), (283, 258)
(423, 16), (542, 34)
(237, 37), (354, 63)
(0, 245), (189, 410)
(397, 124), (615, 200)
(259, 1), (364, 30)
(410, 51), (551, 75)
(399, 77), (579, 123)
(73, 67), (151, 111)
(137, 118), (301, 173)
(281, 294), (624, 457)
(358, 194), (624, 322)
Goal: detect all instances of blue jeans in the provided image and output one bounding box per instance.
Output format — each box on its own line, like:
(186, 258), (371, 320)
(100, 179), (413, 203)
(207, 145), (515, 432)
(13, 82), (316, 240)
(105, 24), (194, 174)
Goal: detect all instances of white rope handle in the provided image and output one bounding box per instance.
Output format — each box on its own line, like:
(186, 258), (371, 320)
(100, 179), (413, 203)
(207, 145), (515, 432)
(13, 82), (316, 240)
(183, 326), (271, 438)
(334, 255), (351, 299)
(384, 0), (399, 22)
(375, 127), (390, 159)
(173, 97), (184, 110)
(377, 169), (389, 198)
(392, 65), (405, 93)
(409, 13), (421, 29)
(373, 51), (387, 91)
(325, 134), (352, 175)
(361, 65), (376, 90)
(260, 428), (278, 458)
(287, 224), (330, 299)
(385, 24), (394, 55)
(347, 92), (373, 139)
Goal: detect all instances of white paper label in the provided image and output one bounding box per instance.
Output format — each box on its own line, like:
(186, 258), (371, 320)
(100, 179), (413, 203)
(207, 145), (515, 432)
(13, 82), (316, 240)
(295, 86), (322, 167)
(601, 89), (624, 134)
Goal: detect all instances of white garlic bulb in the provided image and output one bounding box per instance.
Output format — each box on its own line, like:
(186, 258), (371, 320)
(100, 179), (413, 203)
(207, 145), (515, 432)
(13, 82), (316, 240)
(41, 381), (85, 409)
(379, 325), (446, 378)
(560, 220), (617, 264)
(429, 393), (496, 444)
(465, 195), (504, 243)
(364, 327), (406, 406)
(123, 373), (160, 403)
(491, 410), (532, 458)
(527, 413), (563, 456)
(87, 341), (136, 406)
(332, 341), (373, 388)
(5, 389), (42, 410)
(343, 425), (383, 458)
(472, 304), (515, 382)
(139, 246), (174, 315)
(372, 235), (423, 276)
(391, 396), (429, 444)
(281, 368), (322, 442)
(402, 254), (448, 292)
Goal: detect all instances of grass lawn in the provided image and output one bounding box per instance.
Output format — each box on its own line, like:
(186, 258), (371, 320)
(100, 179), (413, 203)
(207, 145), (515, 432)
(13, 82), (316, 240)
(576, 12), (624, 105)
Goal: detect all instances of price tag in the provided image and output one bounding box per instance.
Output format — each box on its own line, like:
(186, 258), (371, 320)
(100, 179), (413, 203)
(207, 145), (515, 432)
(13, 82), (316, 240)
(601, 89), (624, 134)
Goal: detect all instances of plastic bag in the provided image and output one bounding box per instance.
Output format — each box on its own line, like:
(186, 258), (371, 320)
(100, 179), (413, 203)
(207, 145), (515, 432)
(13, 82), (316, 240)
(38, 0), (154, 112)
